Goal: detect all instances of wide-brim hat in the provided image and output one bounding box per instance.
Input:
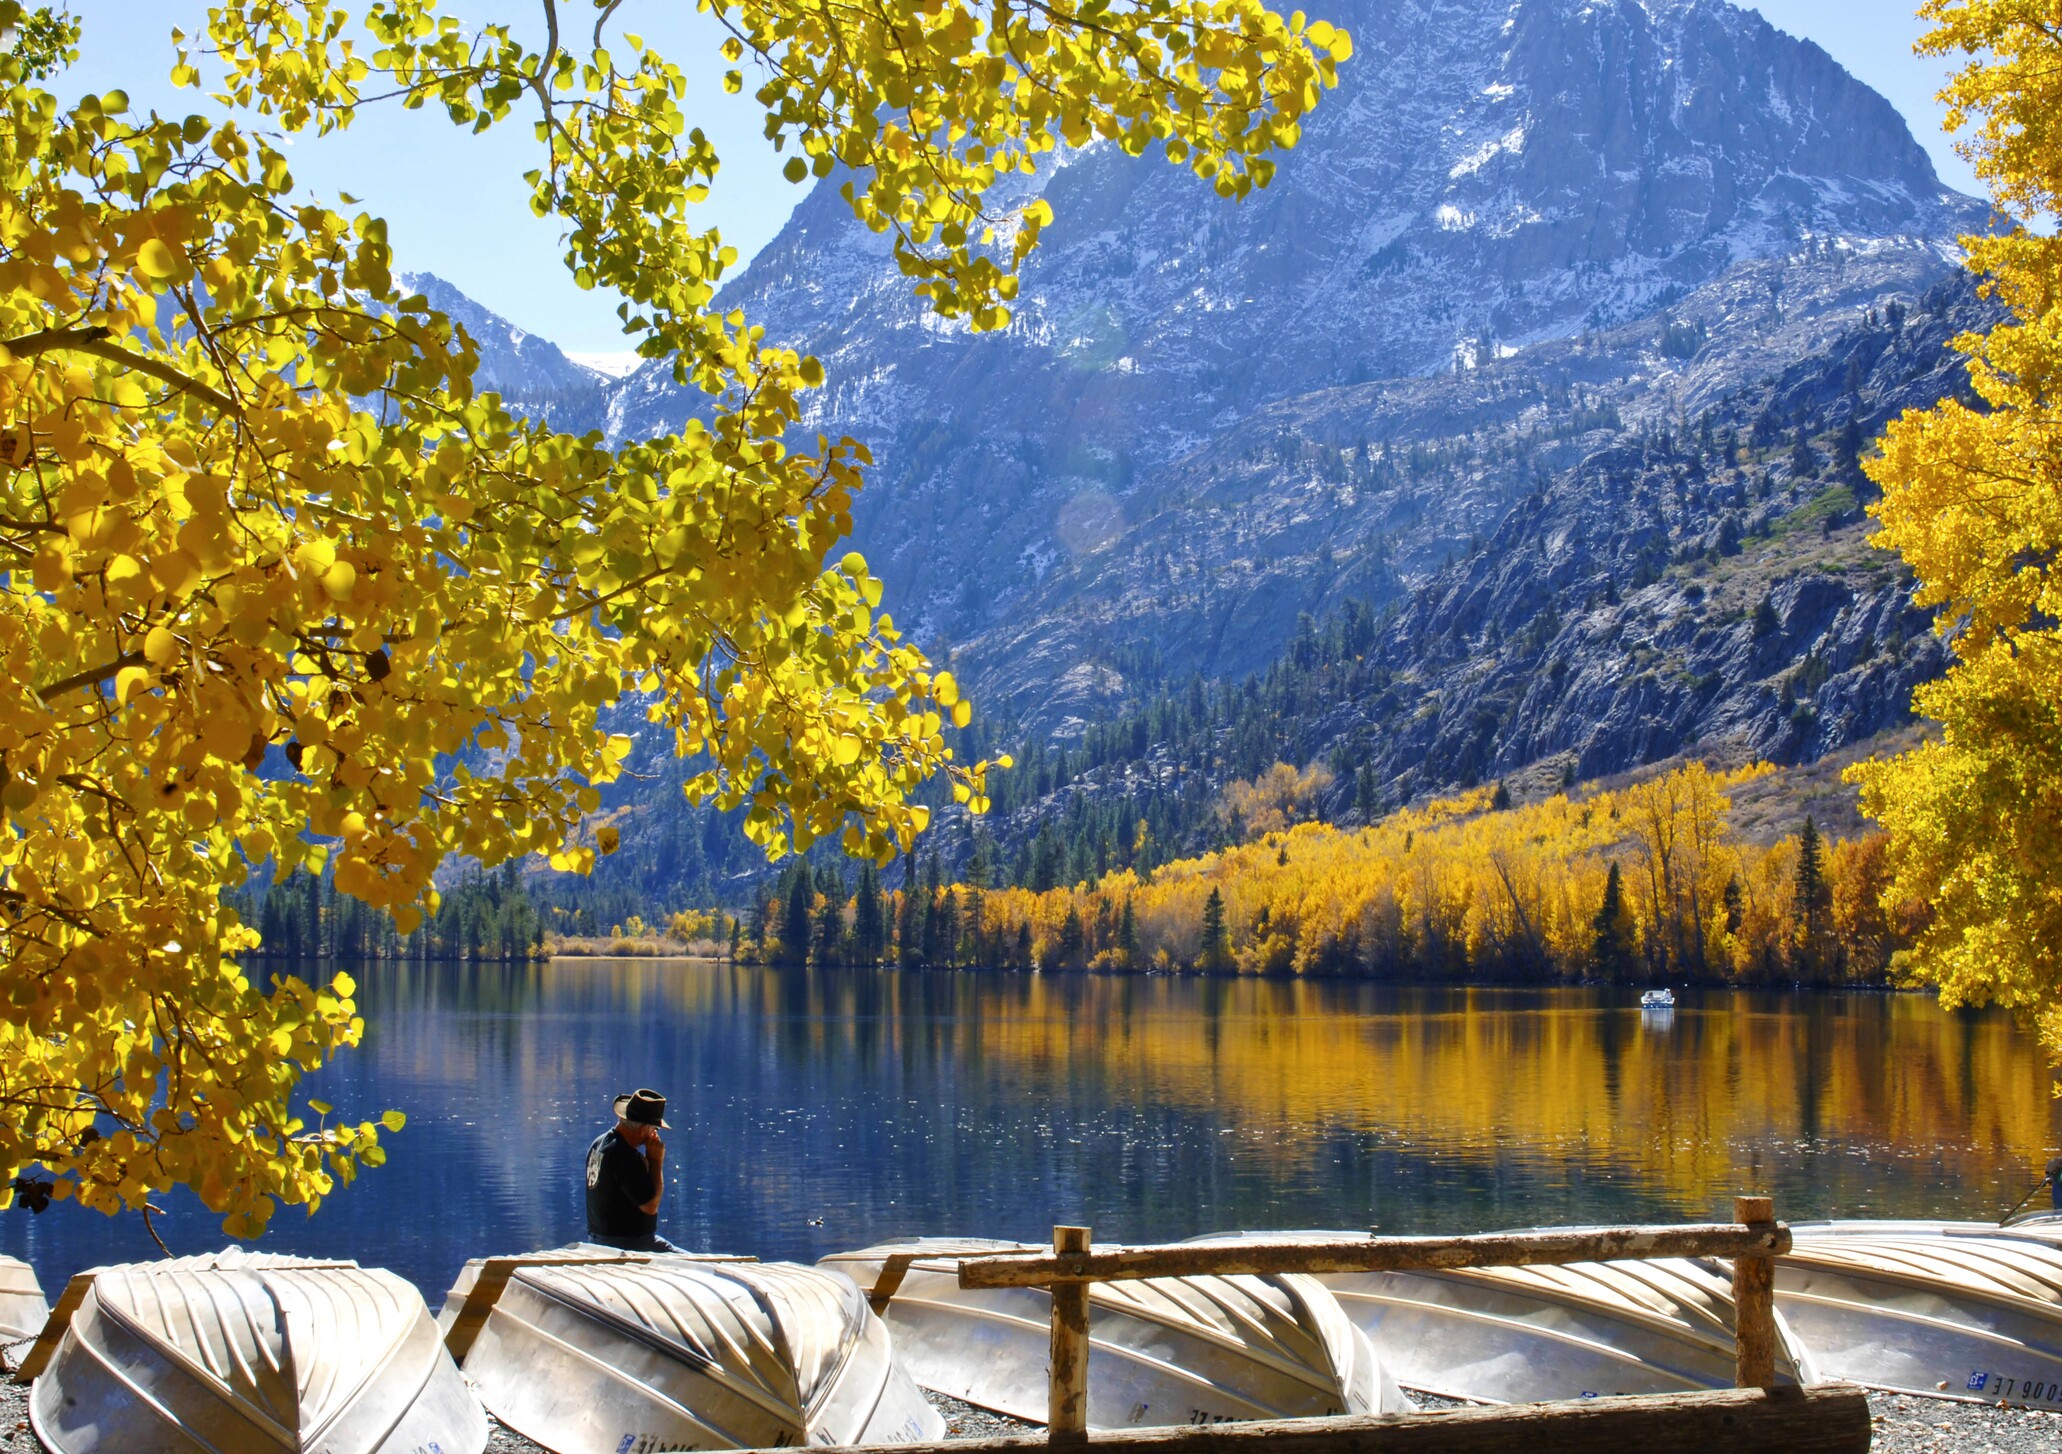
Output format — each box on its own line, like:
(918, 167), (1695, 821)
(613, 1088), (670, 1128)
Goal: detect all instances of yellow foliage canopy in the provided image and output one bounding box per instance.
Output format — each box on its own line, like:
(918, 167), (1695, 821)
(0, 0), (1341, 1228)
(1848, 0), (2062, 1057)
(970, 764), (1917, 983)
(1219, 761), (1334, 839)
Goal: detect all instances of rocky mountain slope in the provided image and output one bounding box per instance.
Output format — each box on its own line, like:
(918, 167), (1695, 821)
(397, 271), (613, 431)
(599, 0), (1982, 741)
(941, 273), (1993, 879)
(404, 0), (2000, 901)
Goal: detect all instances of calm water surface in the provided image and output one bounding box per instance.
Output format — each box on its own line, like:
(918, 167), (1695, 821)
(5, 961), (2058, 1301)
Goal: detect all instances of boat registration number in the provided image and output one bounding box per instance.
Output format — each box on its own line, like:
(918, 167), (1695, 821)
(1963, 1371), (2062, 1406)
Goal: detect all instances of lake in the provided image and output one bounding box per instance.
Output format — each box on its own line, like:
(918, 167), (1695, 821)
(4, 961), (2058, 1303)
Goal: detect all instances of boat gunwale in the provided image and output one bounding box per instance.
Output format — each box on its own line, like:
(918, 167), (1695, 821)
(1779, 1241), (2062, 1320)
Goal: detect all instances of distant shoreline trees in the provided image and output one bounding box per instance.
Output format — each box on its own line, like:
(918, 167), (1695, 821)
(731, 762), (1920, 986)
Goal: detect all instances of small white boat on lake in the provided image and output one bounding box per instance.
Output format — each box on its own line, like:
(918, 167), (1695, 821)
(28, 1248), (485, 1454)
(1189, 1230), (1811, 1402)
(1773, 1225), (2062, 1408)
(441, 1247), (942, 1452)
(818, 1237), (1409, 1429)
(1639, 988), (1676, 1010)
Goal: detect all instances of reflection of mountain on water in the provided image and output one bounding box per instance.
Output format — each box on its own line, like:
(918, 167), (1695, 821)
(2, 965), (2054, 1301)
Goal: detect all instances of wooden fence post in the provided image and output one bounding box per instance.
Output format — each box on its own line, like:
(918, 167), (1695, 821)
(1049, 1225), (1093, 1445)
(1732, 1196), (1777, 1390)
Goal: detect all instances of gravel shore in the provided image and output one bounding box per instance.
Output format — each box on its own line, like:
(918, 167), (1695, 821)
(11, 1370), (2062, 1449)
(1867, 1390), (2062, 1453)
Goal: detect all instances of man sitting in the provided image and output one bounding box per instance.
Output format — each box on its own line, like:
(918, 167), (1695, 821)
(585, 1088), (679, 1252)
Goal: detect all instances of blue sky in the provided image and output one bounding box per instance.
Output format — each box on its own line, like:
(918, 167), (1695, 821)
(70, 1), (1983, 356)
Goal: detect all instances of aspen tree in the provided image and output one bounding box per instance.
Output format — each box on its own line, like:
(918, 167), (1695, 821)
(1849, 0), (2062, 1053)
(0, 0), (1343, 1227)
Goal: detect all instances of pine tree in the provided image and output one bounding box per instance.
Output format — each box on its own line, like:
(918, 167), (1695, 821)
(935, 888), (961, 969)
(1055, 904), (1086, 970)
(1792, 816), (1832, 980)
(896, 873), (922, 968)
(1119, 897), (1138, 968)
(1199, 887), (1232, 972)
(1030, 824), (1062, 893)
(960, 886), (984, 966)
(1591, 863), (1637, 982)
(780, 869), (812, 967)
(853, 864), (884, 964)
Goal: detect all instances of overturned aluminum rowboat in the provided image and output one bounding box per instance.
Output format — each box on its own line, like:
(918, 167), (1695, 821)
(818, 1237), (1409, 1430)
(0, 1254), (48, 1340)
(1187, 1230), (1812, 1403)
(441, 1246), (944, 1452)
(1775, 1228), (2062, 1409)
(27, 1248), (486, 1454)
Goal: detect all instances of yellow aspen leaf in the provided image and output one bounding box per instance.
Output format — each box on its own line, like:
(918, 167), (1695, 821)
(320, 559), (356, 599)
(143, 625), (180, 665)
(135, 237), (183, 280)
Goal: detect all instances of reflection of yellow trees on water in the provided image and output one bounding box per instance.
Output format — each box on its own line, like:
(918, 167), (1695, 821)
(354, 960), (2061, 1216)
(930, 977), (2061, 1210)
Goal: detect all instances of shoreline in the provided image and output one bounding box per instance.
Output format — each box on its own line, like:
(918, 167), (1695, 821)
(534, 955), (1940, 995)
(3, 1377), (2055, 1452)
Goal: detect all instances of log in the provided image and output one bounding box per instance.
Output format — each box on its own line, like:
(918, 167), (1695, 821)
(1049, 1226), (1093, 1445)
(959, 1223), (1792, 1288)
(1732, 1196), (1777, 1391)
(763, 1387), (1870, 1454)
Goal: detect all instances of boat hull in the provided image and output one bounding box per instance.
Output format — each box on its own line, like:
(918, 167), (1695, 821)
(1185, 1231), (1807, 1404)
(1318, 1259), (1813, 1402)
(29, 1250), (486, 1454)
(0, 1255), (47, 1340)
(446, 1250), (943, 1452)
(1775, 1229), (2062, 1408)
(819, 1238), (1406, 1430)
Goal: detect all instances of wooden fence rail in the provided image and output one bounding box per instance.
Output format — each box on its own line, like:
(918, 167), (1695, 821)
(765, 1387), (1869, 1454)
(956, 1196), (1791, 1444)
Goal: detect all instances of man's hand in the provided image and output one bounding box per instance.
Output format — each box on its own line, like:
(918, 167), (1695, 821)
(637, 1130), (667, 1217)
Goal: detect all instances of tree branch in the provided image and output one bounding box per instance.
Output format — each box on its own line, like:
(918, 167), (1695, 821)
(36, 652), (144, 703)
(4, 325), (240, 415)
(0, 324), (112, 359)
(73, 336), (241, 415)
